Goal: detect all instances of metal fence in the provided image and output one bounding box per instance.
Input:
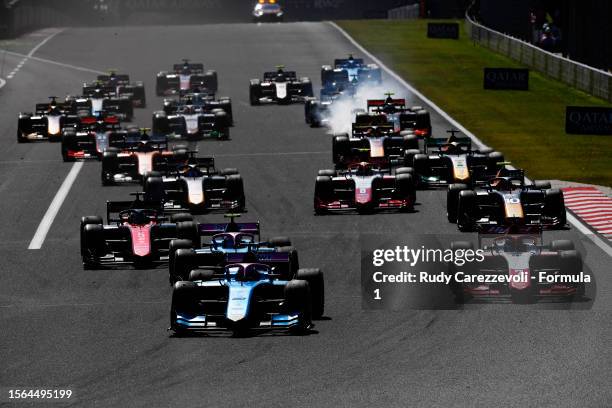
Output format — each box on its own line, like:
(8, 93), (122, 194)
(388, 3), (420, 19)
(465, 6), (612, 103)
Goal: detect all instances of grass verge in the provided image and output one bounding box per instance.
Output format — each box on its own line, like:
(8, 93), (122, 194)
(337, 19), (612, 186)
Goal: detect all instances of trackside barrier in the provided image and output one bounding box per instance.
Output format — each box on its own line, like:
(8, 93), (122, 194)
(465, 4), (612, 103)
(388, 4), (420, 19)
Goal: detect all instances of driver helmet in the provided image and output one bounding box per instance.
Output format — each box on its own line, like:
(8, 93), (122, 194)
(356, 162), (374, 176)
(128, 210), (149, 225)
(490, 177), (512, 191)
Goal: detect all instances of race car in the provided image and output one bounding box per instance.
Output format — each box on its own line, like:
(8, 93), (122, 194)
(17, 96), (79, 142)
(447, 168), (566, 231)
(162, 90), (233, 125)
(80, 82), (134, 121)
(406, 130), (504, 188)
(152, 104), (231, 140)
(60, 113), (122, 161)
(252, 0), (284, 22)
(448, 226), (585, 303)
(304, 77), (359, 128)
(100, 129), (187, 185)
(170, 262), (324, 335)
(321, 54), (382, 92)
(314, 162), (416, 214)
(156, 60), (218, 96)
(332, 125), (419, 169)
(358, 94), (431, 137)
(86, 70), (146, 107)
(249, 66), (313, 105)
(143, 155), (246, 213)
(80, 193), (197, 269)
(168, 214), (299, 284)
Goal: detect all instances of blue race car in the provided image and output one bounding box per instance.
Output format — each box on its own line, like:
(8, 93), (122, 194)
(320, 54), (382, 93)
(168, 215), (298, 284)
(170, 261), (324, 335)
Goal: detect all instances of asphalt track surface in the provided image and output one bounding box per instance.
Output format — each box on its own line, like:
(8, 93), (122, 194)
(1, 23), (611, 407)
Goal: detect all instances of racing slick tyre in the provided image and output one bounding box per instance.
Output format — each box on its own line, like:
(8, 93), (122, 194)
(269, 237), (292, 247)
(412, 154), (429, 187)
(170, 213), (193, 223)
(189, 269), (215, 282)
(403, 149), (421, 167)
(249, 80), (261, 105)
(225, 175), (246, 210)
(168, 239), (194, 284)
(486, 152), (505, 173)
(172, 248), (198, 284)
(395, 167), (414, 176)
(332, 134), (349, 167)
(143, 176), (165, 202)
(101, 151), (118, 185)
(447, 184), (469, 223)
(551, 240), (574, 251)
(559, 250), (585, 299)
(220, 168), (239, 176)
(81, 223), (105, 268)
(61, 130), (77, 162)
(80, 216), (103, 258)
(301, 79), (314, 98)
(296, 268), (324, 319)
(395, 173), (416, 208)
(170, 281), (197, 335)
(534, 180), (552, 190)
(314, 176), (333, 215)
(277, 246), (299, 279)
(543, 189), (566, 228)
(284, 280), (312, 333)
(317, 169), (336, 177)
(156, 76), (167, 96)
(176, 221), (199, 247)
(457, 190), (477, 232)
(401, 132), (419, 151)
(152, 112), (169, 135)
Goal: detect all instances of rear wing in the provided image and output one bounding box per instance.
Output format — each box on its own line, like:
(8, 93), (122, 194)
(352, 123), (394, 135)
(425, 137), (472, 151)
(106, 196), (162, 223)
(198, 222), (261, 239)
(334, 58), (364, 67)
(83, 85), (116, 96)
(263, 71), (297, 81)
(225, 251), (289, 265)
(173, 63), (204, 72)
(97, 74), (130, 82)
(367, 99), (406, 108)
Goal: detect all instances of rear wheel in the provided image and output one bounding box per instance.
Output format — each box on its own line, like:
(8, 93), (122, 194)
(457, 190), (477, 232)
(447, 184), (469, 223)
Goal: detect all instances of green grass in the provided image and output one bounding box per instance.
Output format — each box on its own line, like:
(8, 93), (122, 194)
(338, 19), (612, 186)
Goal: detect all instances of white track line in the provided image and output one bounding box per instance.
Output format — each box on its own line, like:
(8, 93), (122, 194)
(328, 21), (612, 257)
(1, 29), (64, 81)
(28, 162), (83, 250)
(1, 49), (105, 75)
(0, 78), (5, 89)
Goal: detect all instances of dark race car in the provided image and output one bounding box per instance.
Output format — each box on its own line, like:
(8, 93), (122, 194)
(168, 215), (299, 285)
(249, 66), (313, 105)
(100, 129), (188, 185)
(314, 162), (416, 214)
(359, 94), (431, 138)
(162, 90), (233, 125)
(61, 113), (123, 161)
(80, 193), (198, 269)
(152, 103), (231, 140)
(17, 96), (79, 143)
(156, 60), (218, 96)
(447, 168), (566, 231)
(406, 130), (504, 188)
(449, 226), (585, 303)
(252, 0), (284, 22)
(332, 124), (419, 169)
(320, 54), (382, 92)
(143, 155), (246, 213)
(86, 70), (146, 107)
(80, 83), (134, 121)
(170, 262), (324, 335)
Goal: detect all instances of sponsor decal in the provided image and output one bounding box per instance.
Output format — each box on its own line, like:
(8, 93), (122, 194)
(427, 23), (459, 39)
(565, 106), (612, 135)
(483, 68), (529, 91)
